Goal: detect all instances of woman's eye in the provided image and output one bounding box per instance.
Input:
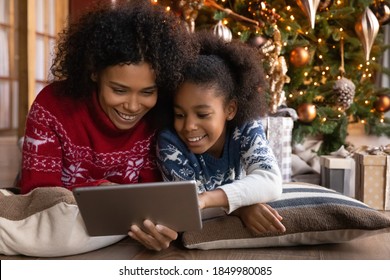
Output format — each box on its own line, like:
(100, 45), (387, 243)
(141, 90), (156, 96)
(113, 88), (126, 94)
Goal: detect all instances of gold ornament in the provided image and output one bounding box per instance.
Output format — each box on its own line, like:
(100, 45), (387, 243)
(355, 7), (380, 61)
(297, 103), (317, 123)
(179, 0), (204, 32)
(289, 47), (310, 67)
(370, 1), (390, 25)
(296, 0), (321, 28)
(213, 20), (232, 42)
(374, 94), (390, 112)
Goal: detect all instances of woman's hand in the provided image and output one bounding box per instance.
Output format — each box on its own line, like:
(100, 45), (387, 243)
(233, 203), (286, 234)
(128, 219), (178, 251)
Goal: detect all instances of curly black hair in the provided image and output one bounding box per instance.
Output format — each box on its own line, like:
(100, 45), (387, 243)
(180, 31), (268, 128)
(51, 0), (197, 103)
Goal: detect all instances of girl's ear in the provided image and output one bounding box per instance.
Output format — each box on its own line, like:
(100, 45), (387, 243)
(90, 72), (98, 82)
(227, 99), (238, 120)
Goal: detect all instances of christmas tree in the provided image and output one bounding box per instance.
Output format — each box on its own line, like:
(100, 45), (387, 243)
(156, 0), (390, 154)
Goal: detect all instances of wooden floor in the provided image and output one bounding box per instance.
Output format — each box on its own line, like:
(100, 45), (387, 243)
(0, 135), (20, 189)
(1, 135), (390, 260)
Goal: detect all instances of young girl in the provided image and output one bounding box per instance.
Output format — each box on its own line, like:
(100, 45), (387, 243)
(157, 32), (286, 234)
(19, 0), (197, 250)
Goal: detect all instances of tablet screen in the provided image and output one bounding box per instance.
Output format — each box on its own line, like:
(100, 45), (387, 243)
(73, 180), (202, 236)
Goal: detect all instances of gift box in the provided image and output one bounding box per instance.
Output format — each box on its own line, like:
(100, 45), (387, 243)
(354, 151), (390, 210)
(260, 117), (294, 182)
(320, 155), (355, 197)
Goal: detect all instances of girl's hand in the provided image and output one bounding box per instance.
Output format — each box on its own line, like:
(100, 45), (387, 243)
(198, 189), (228, 210)
(233, 203), (286, 234)
(128, 219), (178, 251)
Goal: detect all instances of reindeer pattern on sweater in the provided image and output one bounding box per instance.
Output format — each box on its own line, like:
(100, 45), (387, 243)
(156, 120), (278, 193)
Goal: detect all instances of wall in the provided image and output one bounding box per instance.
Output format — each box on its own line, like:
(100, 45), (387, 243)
(346, 123), (390, 147)
(69, 0), (100, 20)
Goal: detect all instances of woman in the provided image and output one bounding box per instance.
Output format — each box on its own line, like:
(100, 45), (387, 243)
(19, 0), (197, 251)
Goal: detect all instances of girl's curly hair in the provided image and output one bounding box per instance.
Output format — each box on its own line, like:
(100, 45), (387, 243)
(181, 31), (268, 128)
(51, 0), (197, 101)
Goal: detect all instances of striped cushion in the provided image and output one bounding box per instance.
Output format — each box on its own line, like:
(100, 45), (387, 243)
(182, 182), (390, 250)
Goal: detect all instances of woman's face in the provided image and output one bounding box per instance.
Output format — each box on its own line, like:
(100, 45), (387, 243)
(173, 82), (237, 158)
(96, 62), (158, 130)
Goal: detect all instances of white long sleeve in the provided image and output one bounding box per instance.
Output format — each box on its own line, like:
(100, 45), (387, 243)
(218, 165), (282, 213)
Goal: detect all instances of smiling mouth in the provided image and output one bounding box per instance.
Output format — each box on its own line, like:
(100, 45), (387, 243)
(187, 135), (206, 142)
(116, 110), (137, 121)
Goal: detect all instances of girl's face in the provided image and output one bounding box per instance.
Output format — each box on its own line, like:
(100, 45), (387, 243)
(173, 82), (237, 158)
(96, 62), (158, 130)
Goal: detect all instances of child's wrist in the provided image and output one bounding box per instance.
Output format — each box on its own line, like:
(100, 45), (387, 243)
(198, 192), (209, 209)
(200, 189), (228, 209)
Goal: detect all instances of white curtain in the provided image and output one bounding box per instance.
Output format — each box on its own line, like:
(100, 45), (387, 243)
(0, 28), (10, 129)
(377, 24), (390, 89)
(376, 24), (390, 118)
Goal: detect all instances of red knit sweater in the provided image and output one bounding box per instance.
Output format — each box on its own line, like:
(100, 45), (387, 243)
(20, 83), (162, 194)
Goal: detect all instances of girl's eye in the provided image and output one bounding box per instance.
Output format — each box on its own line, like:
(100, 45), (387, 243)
(174, 112), (184, 119)
(198, 113), (210, 119)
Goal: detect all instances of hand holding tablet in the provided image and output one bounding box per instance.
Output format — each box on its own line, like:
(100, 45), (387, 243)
(73, 180), (202, 236)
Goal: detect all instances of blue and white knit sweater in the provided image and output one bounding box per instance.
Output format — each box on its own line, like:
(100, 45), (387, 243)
(156, 119), (282, 213)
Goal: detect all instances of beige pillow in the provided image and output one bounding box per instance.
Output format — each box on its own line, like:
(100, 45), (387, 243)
(183, 183), (390, 250)
(0, 187), (125, 257)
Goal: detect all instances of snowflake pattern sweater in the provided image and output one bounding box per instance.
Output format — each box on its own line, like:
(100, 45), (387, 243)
(156, 120), (283, 213)
(20, 83), (161, 194)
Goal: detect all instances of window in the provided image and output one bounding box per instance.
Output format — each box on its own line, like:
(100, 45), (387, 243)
(16, 0), (68, 137)
(0, 0), (18, 133)
(34, 0), (64, 95)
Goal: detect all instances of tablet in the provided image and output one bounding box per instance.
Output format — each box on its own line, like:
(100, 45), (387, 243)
(73, 180), (202, 236)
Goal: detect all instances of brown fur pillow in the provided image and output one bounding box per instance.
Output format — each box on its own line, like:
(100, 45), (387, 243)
(0, 187), (125, 257)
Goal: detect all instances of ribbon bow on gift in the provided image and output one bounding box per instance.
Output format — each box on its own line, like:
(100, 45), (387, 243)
(355, 144), (390, 155)
(330, 145), (352, 158)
